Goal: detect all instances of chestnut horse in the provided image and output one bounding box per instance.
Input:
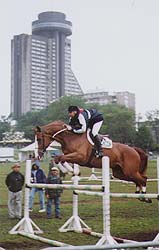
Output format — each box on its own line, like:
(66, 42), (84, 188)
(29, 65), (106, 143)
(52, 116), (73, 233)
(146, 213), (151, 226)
(34, 120), (151, 202)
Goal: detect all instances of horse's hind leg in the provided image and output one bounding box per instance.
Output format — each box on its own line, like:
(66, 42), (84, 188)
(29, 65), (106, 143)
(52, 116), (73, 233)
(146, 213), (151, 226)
(134, 173), (152, 203)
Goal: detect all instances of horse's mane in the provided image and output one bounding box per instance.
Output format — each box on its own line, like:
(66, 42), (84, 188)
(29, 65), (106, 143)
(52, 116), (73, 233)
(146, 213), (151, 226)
(42, 120), (65, 129)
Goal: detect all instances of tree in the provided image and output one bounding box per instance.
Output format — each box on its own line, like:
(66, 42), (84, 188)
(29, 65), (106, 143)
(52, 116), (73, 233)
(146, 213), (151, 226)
(99, 104), (136, 144)
(135, 125), (154, 151)
(0, 117), (11, 140)
(16, 110), (48, 140)
(145, 110), (159, 144)
(15, 97), (137, 144)
(47, 96), (87, 123)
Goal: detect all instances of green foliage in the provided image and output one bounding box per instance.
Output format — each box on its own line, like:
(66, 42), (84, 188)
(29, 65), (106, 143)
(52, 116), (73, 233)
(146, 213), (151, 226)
(0, 119), (11, 140)
(5, 96), (159, 151)
(100, 104), (136, 144)
(16, 110), (48, 140)
(135, 125), (154, 151)
(47, 96), (86, 123)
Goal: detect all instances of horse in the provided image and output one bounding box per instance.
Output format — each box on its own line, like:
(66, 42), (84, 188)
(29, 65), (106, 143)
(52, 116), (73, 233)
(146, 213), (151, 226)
(34, 120), (151, 203)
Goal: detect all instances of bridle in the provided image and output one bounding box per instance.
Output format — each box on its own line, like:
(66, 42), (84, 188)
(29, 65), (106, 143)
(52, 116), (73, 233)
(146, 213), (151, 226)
(35, 127), (67, 156)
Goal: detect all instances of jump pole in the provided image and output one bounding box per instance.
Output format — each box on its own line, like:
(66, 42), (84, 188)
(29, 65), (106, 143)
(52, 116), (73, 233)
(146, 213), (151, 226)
(147, 156), (159, 250)
(59, 164), (91, 233)
(88, 168), (102, 181)
(18, 231), (72, 247)
(26, 183), (102, 191)
(9, 160), (43, 234)
(74, 190), (159, 199)
(35, 240), (159, 250)
(96, 156), (117, 246)
(59, 157), (118, 247)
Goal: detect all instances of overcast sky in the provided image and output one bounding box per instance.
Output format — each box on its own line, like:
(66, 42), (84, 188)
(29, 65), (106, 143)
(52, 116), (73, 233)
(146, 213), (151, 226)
(1, 0), (159, 118)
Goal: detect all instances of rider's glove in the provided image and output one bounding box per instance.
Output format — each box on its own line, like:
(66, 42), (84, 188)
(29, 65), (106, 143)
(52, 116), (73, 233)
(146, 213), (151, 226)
(63, 124), (72, 131)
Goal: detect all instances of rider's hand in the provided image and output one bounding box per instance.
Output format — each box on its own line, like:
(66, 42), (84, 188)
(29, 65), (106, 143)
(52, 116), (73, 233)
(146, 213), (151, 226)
(63, 124), (72, 131)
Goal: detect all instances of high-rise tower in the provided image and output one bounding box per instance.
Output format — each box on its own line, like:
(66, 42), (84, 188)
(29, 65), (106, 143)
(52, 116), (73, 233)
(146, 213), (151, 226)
(11, 12), (83, 118)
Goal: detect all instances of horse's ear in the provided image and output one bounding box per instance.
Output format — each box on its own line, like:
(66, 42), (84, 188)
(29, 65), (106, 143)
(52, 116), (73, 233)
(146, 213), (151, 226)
(34, 126), (41, 132)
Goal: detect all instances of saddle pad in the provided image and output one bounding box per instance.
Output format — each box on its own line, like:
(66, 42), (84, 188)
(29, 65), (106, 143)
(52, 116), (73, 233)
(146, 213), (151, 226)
(101, 137), (112, 148)
(87, 130), (112, 148)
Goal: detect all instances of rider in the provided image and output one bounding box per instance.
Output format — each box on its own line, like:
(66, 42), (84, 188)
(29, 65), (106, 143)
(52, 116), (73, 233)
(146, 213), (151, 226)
(67, 105), (104, 157)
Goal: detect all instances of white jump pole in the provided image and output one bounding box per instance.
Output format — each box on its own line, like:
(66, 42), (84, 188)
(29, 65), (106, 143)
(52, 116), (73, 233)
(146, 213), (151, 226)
(157, 157), (159, 207)
(96, 156), (117, 247)
(9, 160), (43, 234)
(88, 168), (99, 180)
(19, 231), (72, 247)
(147, 157), (159, 250)
(34, 135), (39, 158)
(59, 164), (90, 233)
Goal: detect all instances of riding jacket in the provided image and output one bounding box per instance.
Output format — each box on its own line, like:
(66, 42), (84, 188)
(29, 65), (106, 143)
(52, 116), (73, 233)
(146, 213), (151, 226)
(45, 176), (63, 198)
(31, 165), (46, 184)
(69, 108), (103, 134)
(5, 171), (24, 193)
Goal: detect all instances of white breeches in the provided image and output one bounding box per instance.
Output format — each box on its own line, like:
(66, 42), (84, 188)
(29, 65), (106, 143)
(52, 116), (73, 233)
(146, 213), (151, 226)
(91, 121), (103, 137)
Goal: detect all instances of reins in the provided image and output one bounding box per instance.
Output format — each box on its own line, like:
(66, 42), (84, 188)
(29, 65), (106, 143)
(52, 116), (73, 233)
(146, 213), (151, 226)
(35, 127), (68, 156)
(52, 128), (68, 139)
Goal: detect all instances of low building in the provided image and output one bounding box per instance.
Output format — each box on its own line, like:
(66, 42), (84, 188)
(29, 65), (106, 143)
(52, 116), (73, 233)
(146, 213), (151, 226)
(81, 90), (135, 111)
(0, 147), (15, 162)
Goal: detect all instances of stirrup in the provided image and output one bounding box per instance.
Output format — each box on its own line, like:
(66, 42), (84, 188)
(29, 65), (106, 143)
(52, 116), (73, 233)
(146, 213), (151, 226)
(95, 151), (103, 158)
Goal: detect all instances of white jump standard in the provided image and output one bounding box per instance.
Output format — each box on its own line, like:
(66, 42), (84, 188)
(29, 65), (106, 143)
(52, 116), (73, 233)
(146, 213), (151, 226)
(9, 160), (43, 235)
(9, 157), (159, 249)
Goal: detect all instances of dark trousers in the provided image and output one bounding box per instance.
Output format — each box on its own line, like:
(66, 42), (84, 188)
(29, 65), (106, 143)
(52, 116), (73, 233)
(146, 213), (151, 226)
(46, 197), (60, 217)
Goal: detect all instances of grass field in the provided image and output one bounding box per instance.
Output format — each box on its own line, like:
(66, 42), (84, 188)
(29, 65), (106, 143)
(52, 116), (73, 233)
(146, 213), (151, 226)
(0, 160), (159, 250)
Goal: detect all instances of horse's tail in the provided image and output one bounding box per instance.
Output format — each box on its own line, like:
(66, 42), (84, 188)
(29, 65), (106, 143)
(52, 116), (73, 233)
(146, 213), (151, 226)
(133, 147), (148, 175)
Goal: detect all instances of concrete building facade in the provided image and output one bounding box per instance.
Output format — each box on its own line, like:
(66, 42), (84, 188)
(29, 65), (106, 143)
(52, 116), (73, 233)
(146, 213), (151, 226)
(82, 91), (135, 111)
(11, 11), (83, 118)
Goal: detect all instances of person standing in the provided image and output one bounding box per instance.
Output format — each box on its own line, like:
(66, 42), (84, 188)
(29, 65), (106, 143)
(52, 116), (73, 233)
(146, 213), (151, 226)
(49, 153), (66, 180)
(29, 161), (46, 212)
(46, 167), (63, 219)
(5, 163), (24, 219)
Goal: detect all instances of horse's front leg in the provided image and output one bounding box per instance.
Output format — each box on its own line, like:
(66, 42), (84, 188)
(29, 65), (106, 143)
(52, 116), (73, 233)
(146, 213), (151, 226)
(55, 152), (83, 164)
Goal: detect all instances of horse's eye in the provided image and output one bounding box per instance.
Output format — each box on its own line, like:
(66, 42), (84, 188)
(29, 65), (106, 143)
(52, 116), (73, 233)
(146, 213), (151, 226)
(37, 138), (41, 143)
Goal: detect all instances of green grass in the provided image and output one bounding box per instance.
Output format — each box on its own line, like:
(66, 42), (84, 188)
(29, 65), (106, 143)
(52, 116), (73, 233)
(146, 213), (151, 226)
(0, 160), (159, 249)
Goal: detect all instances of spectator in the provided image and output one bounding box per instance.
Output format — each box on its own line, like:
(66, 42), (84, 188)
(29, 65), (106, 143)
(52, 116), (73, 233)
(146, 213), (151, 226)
(46, 167), (63, 219)
(49, 153), (66, 180)
(29, 161), (46, 212)
(5, 163), (24, 219)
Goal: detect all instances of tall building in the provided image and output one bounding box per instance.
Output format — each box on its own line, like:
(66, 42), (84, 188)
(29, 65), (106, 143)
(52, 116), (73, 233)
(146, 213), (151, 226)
(11, 11), (83, 118)
(81, 91), (135, 111)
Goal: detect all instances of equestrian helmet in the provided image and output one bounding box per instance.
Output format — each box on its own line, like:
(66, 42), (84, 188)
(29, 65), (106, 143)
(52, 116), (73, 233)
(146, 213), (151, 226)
(68, 105), (79, 113)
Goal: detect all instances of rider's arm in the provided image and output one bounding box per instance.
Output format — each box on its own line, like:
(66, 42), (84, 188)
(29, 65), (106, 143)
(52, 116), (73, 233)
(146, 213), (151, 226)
(73, 113), (87, 134)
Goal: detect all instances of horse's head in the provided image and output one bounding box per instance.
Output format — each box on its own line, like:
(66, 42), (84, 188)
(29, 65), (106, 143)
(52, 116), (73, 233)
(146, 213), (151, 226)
(34, 121), (67, 158)
(34, 126), (50, 158)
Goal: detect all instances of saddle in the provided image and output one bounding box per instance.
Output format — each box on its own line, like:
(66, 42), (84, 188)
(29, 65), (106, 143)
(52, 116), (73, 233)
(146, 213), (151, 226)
(86, 129), (112, 149)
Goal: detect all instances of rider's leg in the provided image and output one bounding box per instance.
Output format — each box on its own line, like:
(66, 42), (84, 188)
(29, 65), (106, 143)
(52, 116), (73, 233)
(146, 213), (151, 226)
(91, 121), (103, 157)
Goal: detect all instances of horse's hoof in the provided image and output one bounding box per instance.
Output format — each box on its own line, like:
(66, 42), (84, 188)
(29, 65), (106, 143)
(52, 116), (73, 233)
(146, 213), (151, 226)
(145, 198), (152, 203)
(138, 198), (152, 203)
(138, 198), (145, 202)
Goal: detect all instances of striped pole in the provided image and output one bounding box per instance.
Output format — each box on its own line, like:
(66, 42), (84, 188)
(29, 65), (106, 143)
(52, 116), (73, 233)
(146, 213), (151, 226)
(26, 183), (103, 191)
(19, 231), (71, 247)
(38, 240), (159, 250)
(74, 190), (159, 199)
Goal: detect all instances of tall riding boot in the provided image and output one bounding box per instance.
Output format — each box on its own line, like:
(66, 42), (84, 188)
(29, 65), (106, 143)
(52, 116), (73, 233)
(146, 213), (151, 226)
(93, 135), (103, 158)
